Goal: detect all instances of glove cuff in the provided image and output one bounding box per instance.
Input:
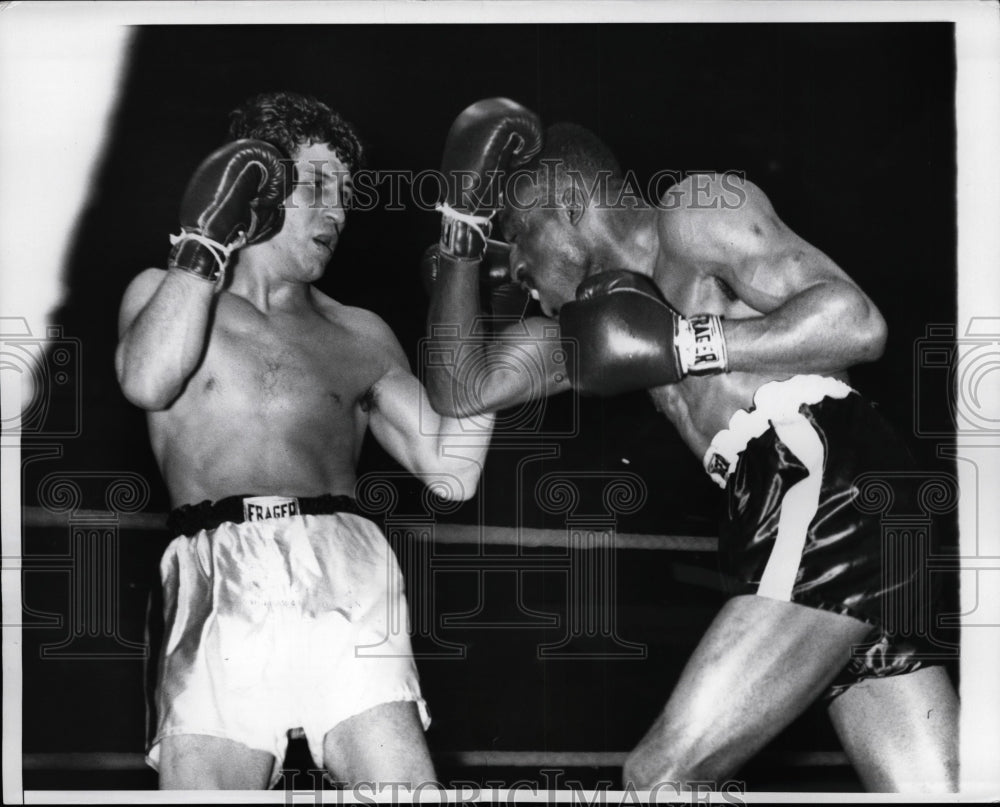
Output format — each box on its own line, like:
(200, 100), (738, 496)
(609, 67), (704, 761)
(676, 314), (729, 375)
(438, 204), (491, 259)
(168, 231), (243, 289)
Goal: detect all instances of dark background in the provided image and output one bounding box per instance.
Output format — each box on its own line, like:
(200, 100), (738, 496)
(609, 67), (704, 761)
(20, 23), (958, 791)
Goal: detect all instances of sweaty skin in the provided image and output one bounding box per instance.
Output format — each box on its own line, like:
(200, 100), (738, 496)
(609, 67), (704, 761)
(641, 175), (874, 457)
(427, 173), (885, 448)
(426, 169), (957, 793)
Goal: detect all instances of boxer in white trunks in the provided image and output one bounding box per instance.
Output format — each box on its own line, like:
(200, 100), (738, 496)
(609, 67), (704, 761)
(116, 91), (493, 790)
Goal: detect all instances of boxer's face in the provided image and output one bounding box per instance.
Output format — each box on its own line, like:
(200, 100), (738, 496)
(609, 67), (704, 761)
(268, 142), (353, 282)
(501, 180), (587, 318)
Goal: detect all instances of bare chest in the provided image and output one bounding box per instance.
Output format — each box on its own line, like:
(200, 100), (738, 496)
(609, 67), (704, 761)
(192, 307), (383, 418)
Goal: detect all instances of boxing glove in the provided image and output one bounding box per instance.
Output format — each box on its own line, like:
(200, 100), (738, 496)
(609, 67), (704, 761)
(169, 139), (291, 282)
(438, 98), (543, 260)
(421, 240), (530, 317)
(421, 239), (512, 290)
(559, 270), (729, 396)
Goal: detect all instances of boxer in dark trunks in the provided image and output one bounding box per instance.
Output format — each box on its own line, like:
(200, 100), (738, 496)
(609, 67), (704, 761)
(116, 91), (493, 789)
(422, 98), (957, 792)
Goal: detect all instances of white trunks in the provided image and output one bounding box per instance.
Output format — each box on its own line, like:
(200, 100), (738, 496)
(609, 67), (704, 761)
(145, 496), (429, 787)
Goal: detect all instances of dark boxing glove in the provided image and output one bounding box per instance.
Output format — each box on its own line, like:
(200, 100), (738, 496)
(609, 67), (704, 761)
(421, 239), (512, 291)
(169, 139), (291, 284)
(420, 240), (530, 317)
(438, 98), (543, 260)
(559, 270), (729, 396)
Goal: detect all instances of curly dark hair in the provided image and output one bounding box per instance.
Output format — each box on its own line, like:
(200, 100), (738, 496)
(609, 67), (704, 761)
(228, 91), (364, 174)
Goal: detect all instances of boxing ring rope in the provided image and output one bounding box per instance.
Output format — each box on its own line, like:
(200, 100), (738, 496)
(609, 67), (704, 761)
(21, 750), (849, 772)
(20, 508), (717, 552)
(18, 506), (851, 774)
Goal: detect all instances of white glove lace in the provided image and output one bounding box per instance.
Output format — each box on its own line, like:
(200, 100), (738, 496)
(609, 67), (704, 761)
(169, 230), (248, 289)
(435, 202), (494, 250)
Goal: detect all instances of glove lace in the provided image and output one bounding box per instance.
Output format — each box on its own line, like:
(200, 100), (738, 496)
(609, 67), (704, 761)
(168, 231), (248, 289)
(435, 202), (494, 251)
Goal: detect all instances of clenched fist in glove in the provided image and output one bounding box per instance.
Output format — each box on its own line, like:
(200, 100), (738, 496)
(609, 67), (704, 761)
(169, 139), (291, 284)
(437, 98), (543, 261)
(559, 270), (729, 396)
(421, 239), (530, 318)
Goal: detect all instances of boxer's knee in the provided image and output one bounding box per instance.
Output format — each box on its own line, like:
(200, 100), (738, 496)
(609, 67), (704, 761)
(158, 734), (273, 790)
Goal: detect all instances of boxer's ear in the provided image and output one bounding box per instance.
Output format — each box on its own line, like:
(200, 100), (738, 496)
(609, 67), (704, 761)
(560, 185), (586, 226)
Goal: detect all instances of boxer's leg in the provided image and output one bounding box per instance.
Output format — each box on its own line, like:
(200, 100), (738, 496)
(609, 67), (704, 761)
(158, 734), (274, 789)
(623, 594), (872, 788)
(828, 665), (958, 792)
(321, 701), (435, 787)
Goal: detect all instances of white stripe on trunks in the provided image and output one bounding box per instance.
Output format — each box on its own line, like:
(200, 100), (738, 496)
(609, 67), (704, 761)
(756, 412), (827, 601)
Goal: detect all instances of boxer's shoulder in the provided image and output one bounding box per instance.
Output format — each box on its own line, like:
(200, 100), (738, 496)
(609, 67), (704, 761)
(311, 290), (409, 368)
(658, 171), (762, 209)
(656, 175), (787, 265)
(312, 291), (388, 338)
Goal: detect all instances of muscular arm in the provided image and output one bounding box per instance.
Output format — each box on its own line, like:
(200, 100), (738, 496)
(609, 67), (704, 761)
(424, 257), (570, 417)
(115, 268), (215, 410)
(365, 317), (497, 501)
(664, 176), (887, 375)
(116, 139), (290, 411)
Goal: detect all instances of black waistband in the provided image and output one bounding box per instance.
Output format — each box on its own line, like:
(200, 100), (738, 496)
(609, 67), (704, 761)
(166, 493), (361, 538)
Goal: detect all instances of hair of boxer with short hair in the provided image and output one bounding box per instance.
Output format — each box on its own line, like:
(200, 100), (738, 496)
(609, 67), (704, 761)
(523, 123), (624, 207)
(228, 91), (365, 175)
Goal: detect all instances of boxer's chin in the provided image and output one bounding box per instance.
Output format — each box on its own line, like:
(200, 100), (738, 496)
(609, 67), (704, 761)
(539, 297), (560, 318)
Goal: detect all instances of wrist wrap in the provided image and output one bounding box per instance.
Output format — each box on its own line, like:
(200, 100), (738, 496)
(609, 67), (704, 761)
(676, 313), (729, 375)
